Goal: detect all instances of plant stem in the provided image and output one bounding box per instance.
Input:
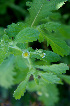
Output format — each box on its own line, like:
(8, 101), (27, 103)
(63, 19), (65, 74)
(27, 57), (32, 70)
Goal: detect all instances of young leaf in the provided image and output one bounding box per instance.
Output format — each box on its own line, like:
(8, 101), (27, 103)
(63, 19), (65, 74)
(41, 73), (60, 84)
(15, 27), (40, 43)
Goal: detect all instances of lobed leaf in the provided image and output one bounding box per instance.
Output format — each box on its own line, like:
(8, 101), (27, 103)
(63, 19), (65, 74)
(41, 73), (60, 84)
(26, 0), (67, 26)
(35, 63), (69, 74)
(15, 27), (40, 43)
(38, 24), (70, 56)
(13, 80), (27, 100)
(30, 49), (61, 62)
(13, 69), (33, 99)
(6, 22), (27, 38)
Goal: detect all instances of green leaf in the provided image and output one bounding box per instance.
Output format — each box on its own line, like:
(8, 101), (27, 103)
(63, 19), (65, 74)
(15, 27), (40, 43)
(30, 49), (61, 62)
(26, 80), (39, 92)
(14, 68), (29, 84)
(6, 22), (27, 38)
(49, 12), (61, 21)
(35, 63), (69, 74)
(15, 56), (28, 70)
(2, 34), (9, 42)
(13, 70), (32, 99)
(0, 55), (16, 88)
(59, 75), (70, 84)
(59, 24), (70, 39)
(16, 42), (28, 49)
(9, 46), (22, 56)
(46, 36), (70, 56)
(41, 73), (60, 84)
(0, 40), (9, 64)
(38, 24), (70, 56)
(26, 0), (67, 26)
(13, 79), (27, 100)
(38, 84), (59, 106)
(44, 22), (61, 32)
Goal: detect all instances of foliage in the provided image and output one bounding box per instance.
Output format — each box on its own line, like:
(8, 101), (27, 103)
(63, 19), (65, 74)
(0, 0), (70, 106)
(0, 55), (16, 88)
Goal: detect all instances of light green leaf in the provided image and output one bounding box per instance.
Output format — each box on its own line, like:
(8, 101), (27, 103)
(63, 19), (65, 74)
(31, 49), (61, 62)
(35, 63), (69, 74)
(6, 22), (27, 38)
(13, 79), (27, 100)
(44, 22), (61, 32)
(15, 56), (28, 70)
(0, 40), (9, 64)
(13, 70), (33, 99)
(14, 68), (29, 84)
(26, 80), (39, 92)
(9, 46), (22, 56)
(15, 27), (40, 43)
(0, 55), (16, 88)
(16, 42), (28, 49)
(2, 34), (9, 42)
(41, 73), (60, 84)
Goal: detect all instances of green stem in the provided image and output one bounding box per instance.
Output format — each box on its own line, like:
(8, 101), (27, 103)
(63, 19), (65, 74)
(27, 57), (32, 70)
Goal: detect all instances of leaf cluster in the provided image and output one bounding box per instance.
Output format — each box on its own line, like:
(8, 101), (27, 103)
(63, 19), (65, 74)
(0, 0), (70, 105)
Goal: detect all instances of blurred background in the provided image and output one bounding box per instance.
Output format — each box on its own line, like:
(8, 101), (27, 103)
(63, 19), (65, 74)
(0, 0), (70, 106)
